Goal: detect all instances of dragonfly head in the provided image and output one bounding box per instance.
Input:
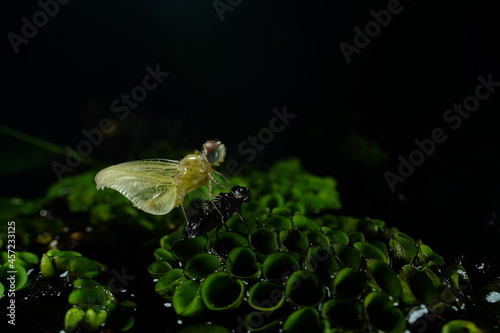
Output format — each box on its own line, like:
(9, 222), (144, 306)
(203, 140), (226, 166)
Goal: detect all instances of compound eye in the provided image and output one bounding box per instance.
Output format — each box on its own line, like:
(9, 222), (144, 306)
(203, 140), (218, 154)
(203, 140), (226, 166)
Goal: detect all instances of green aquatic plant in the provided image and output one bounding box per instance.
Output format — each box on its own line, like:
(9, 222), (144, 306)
(149, 206), (490, 332)
(40, 249), (136, 331)
(1, 158), (498, 332)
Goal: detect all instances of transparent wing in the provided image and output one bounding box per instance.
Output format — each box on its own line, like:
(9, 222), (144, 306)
(95, 159), (181, 215)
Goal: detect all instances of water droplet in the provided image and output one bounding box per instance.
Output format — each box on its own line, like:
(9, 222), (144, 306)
(485, 291), (500, 303)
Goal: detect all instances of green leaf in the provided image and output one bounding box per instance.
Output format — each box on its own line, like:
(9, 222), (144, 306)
(332, 267), (366, 298)
(248, 282), (284, 312)
(225, 247), (261, 279)
(147, 260), (173, 278)
(250, 227), (279, 255)
(68, 288), (108, 306)
(64, 308), (85, 331)
(173, 280), (205, 317)
(366, 259), (402, 298)
(200, 272), (245, 311)
(354, 241), (389, 264)
(284, 270), (325, 307)
(155, 268), (187, 301)
(283, 307), (323, 333)
(85, 308), (108, 330)
(441, 320), (483, 333)
(69, 257), (102, 279)
(184, 254), (221, 279)
(322, 299), (364, 331)
(262, 252), (299, 281)
(364, 292), (405, 333)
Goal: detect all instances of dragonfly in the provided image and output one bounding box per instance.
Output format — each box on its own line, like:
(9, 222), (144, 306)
(95, 140), (230, 217)
(184, 185), (252, 238)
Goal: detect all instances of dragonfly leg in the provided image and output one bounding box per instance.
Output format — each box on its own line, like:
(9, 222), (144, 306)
(209, 171), (232, 191)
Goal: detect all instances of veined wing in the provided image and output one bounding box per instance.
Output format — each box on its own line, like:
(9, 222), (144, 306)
(95, 159), (181, 215)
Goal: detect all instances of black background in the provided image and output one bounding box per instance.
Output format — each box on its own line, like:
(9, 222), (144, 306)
(2, 0), (499, 270)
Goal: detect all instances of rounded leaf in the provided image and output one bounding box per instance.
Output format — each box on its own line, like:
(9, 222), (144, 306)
(85, 308), (108, 331)
(155, 268), (187, 301)
(330, 231), (349, 245)
(399, 265), (437, 305)
(305, 246), (339, 280)
(304, 230), (330, 249)
(248, 282), (284, 312)
(292, 215), (320, 230)
(225, 212), (256, 234)
(265, 215), (292, 230)
(148, 260), (173, 278)
(418, 244), (445, 266)
(16, 252), (39, 269)
(171, 235), (208, 260)
(322, 299), (364, 331)
(283, 307), (322, 333)
(153, 248), (175, 262)
(364, 292), (405, 333)
(354, 242), (389, 264)
(64, 308), (85, 332)
(250, 227), (279, 255)
(210, 232), (249, 254)
(441, 320), (483, 333)
(271, 207), (293, 218)
(226, 247), (261, 279)
(245, 310), (283, 332)
(333, 244), (362, 270)
(284, 270), (325, 306)
(73, 278), (100, 287)
(389, 232), (417, 263)
(68, 288), (108, 306)
(184, 253), (221, 279)
(173, 280), (205, 317)
(51, 251), (82, 273)
(279, 229), (309, 256)
(200, 272), (245, 311)
(69, 257), (102, 279)
(348, 231), (365, 243)
(262, 252), (299, 281)
(366, 259), (402, 298)
(332, 267), (366, 298)
(40, 253), (56, 279)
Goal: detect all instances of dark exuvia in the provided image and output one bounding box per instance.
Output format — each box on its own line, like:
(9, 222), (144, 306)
(184, 186), (252, 238)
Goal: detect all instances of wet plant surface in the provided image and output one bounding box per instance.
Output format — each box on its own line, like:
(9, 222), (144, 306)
(1, 159), (499, 332)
